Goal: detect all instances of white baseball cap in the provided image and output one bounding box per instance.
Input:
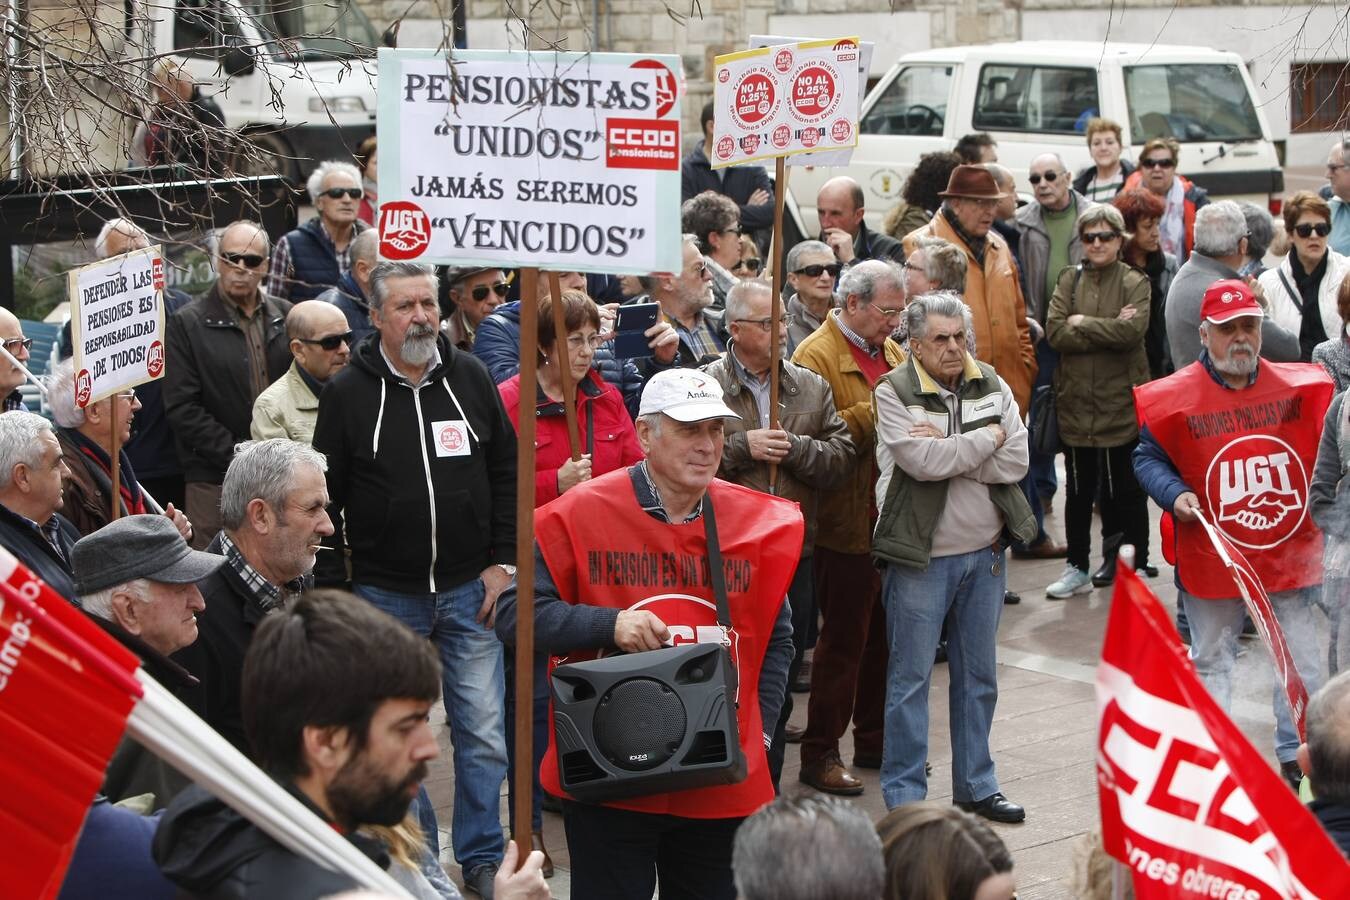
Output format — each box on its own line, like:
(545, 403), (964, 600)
(638, 369), (741, 422)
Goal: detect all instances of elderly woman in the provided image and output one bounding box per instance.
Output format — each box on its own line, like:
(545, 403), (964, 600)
(733, 233), (763, 280)
(1259, 190), (1350, 362)
(1312, 275), (1350, 391)
(1072, 118), (1134, 202)
(882, 151), (962, 239)
(1121, 137), (1209, 261)
(682, 190), (742, 306)
(1238, 201), (1275, 278)
(1113, 189), (1178, 379)
(1045, 205), (1153, 597)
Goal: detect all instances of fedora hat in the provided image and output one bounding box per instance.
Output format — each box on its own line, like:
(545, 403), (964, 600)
(938, 165), (1008, 200)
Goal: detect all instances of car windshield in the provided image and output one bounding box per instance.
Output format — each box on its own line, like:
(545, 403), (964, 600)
(246, 0), (379, 60)
(1124, 64), (1263, 143)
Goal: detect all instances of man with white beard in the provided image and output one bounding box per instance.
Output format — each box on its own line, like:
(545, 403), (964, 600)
(1133, 278), (1331, 790)
(313, 261), (518, 897)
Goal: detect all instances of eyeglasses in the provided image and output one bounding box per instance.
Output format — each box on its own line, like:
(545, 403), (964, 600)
(1027, 171), (1064, 185)
(321, 187), (363, 200)
(565, 333), (605, 351)
(1328, 163), (1347, 173)
(1139, 157), (1176, 169)
(691, 261), (709, 277)
(469, 282), (511, 303)
(902, 261), (924, 273)
(1081, 231), (1121, 244)
(114, 389), (137, 401)
(1, 337), (33, 353)
(870, 303), (905, 318)
(733, 315), (796, 330)
(793, 263), (843, 278)
(222, 252), (267, 268)
(720, 226), (743, 236)
(299, 331), (354, 351)
(732, 258), (763, 274)
(1293, 222), (1332, 238)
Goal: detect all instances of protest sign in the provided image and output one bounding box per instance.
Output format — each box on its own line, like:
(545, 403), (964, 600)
(67, 246), (166, 408)
(711, 37), (860, 169)
(749, 35), (873, 168)
(1097, 565), (1350, 899)
(376, 49), (684, 274)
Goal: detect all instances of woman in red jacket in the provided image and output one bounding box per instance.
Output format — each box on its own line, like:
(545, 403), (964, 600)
(495, 289), (643, 873)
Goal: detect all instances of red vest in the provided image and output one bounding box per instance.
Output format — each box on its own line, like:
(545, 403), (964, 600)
(1134, 361), (1332, 598)
(534, 469), (804, 818)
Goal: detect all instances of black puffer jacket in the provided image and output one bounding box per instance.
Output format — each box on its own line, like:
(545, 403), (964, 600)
(152, 784), (386, 900)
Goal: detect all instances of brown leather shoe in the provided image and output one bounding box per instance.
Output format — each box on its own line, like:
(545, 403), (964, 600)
(784, 722), (805, 743)
(1012, 539), (1068, 560)
(531, 830), (554, 878)
(799, 754), (864, 796)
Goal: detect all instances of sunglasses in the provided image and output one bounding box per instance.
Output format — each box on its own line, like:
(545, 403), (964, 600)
(1028, 171), (1063, 185)
(299, 331), (354, 351)
(222, 252), (267, 268)
(732, 258), (763, 274)
(470, 282), (511, 303)
(1293, 222), (1332, 238)
(1, 337), (33, 353)
(1139, 157), (1176, 169)
(322, 187), (363, 200)
(1081, 231), (1121, 244)
(793, 263), (843, 278)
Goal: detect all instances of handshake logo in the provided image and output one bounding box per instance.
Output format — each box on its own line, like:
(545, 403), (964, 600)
(1206, 435), (1308, 550)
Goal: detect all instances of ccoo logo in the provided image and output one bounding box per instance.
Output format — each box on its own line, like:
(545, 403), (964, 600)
(1204, 434), (1309, 550)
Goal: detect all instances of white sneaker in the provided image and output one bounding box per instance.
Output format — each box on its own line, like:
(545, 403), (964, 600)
(1046, 564), (1092, 599)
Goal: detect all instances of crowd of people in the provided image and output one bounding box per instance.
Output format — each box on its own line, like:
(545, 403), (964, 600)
(5, 109), (1350, 899)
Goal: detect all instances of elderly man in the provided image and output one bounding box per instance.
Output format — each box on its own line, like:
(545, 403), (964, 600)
(267, 160), (371, 302)
(792, 260), (906, 795)
(154, 589), (550, 900)
(0, 307), (31, 411)
(443, 265), (510, 351)
(166, 220), (292, 547)
(817, 175), (905, 265)
(639, 235), (726, 370)
(495, 368), (803, 900)
(873, 291), (1036, 819)
(904, 166), (1037, 417)
(784, 239), (840, 352)
(1325, 140), (1350, 257)
(1017, 154), (1095, 326)
(73, 515), (222, 806)
(1135, 279), (1330, 790)
(313, 261), (517, 897)
(47, 357), (192, 541)
(250, 300), (352, 443)
(732, 794), (884, 900)
(703, 280), (854, 783)
(1121, 137), (1209, 261)
(172, 438), (334, 753)
(317, 227), (379, 343)
(0, 410), (79, 602)
(1298, 672), (1350, 854)
(1164, 201), (1300, 370)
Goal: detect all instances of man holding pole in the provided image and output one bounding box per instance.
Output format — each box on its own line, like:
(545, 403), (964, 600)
(495, 368), (802, 900)
(1133, 278), (1330, 789)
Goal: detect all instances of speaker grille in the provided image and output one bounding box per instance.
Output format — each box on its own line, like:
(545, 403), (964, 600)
(594, 677), (687, 771)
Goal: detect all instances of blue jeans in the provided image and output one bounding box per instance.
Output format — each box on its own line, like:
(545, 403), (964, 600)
(356, 580), (507, 869)
(1181, 588), (1324, 763)
(880, 546), (1006, 809)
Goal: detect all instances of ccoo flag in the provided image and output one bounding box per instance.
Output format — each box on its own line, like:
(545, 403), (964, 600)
(1097, 564), (1350, 898)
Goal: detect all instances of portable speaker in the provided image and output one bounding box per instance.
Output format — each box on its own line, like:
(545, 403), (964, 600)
(550, 642), (746, 803)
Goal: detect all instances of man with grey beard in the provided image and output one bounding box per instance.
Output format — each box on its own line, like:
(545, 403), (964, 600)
(1134, 278), (1331, 791)
(312, 261), (517, 897)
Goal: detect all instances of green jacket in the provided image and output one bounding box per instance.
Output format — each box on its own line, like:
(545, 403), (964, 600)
(872, 354), (1037, 569)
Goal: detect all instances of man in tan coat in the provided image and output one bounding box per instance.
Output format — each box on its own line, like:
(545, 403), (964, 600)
(791, 259), (906, 796)
(250, 300), (352, 444)
(904, 165), (1037, 415)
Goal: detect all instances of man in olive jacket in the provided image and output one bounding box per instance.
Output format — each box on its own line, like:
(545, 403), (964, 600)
(702, 280), (855, 785)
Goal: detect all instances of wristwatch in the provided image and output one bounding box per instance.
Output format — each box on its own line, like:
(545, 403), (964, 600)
(496, 564), (518, 577)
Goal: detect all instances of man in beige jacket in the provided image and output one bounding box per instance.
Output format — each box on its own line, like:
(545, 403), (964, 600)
(250, 301), (352, 443)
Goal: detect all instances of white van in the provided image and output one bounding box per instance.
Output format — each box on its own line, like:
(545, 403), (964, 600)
(787, 41), (1285, 239)
(138, 0), (383, 180)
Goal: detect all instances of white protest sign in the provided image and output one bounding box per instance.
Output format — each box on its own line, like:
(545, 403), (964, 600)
(68, 246), (166, 408)
(748, 35), (873, 168)
(377, 49), (684, 274)
(711, 38), (860, 170)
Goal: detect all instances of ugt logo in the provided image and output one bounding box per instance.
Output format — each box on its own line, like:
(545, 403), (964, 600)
(1204, 434), (1308, 550)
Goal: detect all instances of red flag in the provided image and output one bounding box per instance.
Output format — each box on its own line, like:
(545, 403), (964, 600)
(0, 550), (143, 899)
(1097, 564), (1350, 898)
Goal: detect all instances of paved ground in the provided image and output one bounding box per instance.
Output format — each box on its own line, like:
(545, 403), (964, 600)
(422, 493), (1319, 898)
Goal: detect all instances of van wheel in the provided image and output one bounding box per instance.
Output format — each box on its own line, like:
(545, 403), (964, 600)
(230, 129), (300, 185)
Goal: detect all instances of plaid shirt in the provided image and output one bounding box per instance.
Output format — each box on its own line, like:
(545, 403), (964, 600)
(832, 309), (879, 358)
(3, 389), (25, 412)
(672, 311), (725, 361)
(218, 531), (304, 613)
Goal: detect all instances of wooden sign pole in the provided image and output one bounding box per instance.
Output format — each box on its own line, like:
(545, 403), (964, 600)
(108, 399), (121, 521)
(546, 272), (582, 461)
(512, 267), (540, 867)
(767, 157), (789, 494)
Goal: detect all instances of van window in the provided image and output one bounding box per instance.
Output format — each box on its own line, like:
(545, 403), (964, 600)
(1124, 64), (1262, 143)
(245, 0), (379, 60)
(972, 64), (1098, 134)
(174, 0), (246, 59)
(860, 65), (952, 137)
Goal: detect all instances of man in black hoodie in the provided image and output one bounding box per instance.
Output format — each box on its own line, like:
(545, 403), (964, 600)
(1300, 671), (1350, 856)
(313, 261), (517, 897)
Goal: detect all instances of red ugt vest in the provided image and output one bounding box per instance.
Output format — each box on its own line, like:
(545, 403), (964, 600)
(1134, 361), (1332, 598)
(534, 469), (805, 818)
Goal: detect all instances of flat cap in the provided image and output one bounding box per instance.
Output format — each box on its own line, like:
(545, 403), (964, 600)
(72, 515), (224, 595)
